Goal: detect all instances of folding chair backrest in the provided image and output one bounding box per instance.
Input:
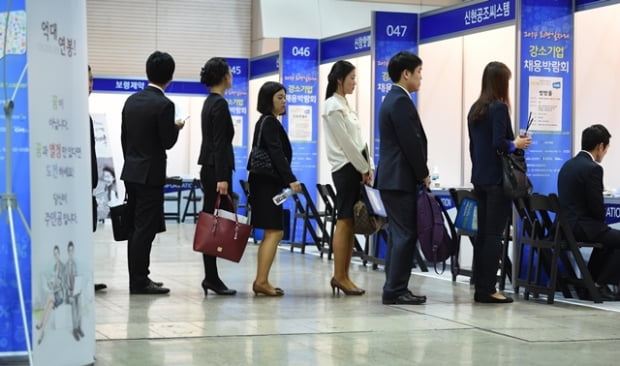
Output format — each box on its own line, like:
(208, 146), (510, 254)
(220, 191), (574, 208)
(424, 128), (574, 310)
(316, 184), (336, 219)
(448, 188), (476, 208)
(527, 194), (558, 240)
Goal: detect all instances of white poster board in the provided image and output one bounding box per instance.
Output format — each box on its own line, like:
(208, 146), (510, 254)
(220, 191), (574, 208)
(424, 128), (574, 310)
(27, 0), (95, 364)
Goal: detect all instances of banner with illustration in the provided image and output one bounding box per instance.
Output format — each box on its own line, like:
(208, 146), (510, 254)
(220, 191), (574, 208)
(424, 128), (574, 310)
(0, 0), (30, 357)
(27, 0), (95, 365)
(519, 0), (573, 195)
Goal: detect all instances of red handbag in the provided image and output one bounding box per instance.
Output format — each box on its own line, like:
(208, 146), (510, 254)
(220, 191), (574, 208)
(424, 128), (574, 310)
(192, 195), (252, 262)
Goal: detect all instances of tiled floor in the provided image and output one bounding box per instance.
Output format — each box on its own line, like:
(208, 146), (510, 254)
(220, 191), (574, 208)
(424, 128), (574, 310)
(85, 222), (620, 365)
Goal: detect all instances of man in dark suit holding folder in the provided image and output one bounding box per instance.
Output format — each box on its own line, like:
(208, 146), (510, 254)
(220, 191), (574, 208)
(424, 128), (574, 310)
(376, 51), (430, 305)
(121, 51), (184, 294)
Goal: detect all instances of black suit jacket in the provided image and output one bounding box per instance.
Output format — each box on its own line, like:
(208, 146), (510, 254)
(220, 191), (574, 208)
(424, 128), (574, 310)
(557, 151), (608, 240)
(90, 116), (99, 232)
(120, 86), (179, 186)
(247, 115), (297, 185)
(90, 116), (98, 188)
(198, 93), (235, 181)
(376, 85), (428, 192)
(468, 101), (515, 185)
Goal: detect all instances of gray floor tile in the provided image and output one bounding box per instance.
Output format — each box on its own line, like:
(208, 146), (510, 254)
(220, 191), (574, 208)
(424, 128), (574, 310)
(82, 221), (620, 365)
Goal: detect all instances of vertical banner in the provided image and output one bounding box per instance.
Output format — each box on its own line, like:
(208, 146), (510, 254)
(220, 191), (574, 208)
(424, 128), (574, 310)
(280, 38), (319, 242)
(372, 11), (418, 167)
(225, 58), (249, 208)
(0, 0), (30, 357)
(372, 12), (418, 258)
(27, 0), (95, 365)
(519, 0), (574, 195)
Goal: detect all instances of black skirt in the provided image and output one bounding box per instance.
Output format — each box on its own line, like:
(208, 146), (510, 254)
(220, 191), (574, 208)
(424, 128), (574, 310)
(331, 162), (362, 220)
(248, 173), (284, 230)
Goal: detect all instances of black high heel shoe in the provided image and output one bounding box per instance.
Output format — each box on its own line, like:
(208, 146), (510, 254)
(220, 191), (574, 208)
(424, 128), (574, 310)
(330, 278), (365, 296)
(202, 280), (237, 296)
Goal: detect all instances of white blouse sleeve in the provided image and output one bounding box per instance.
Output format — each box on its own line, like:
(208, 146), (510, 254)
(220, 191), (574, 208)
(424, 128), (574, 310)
(324, 109), (370, 174)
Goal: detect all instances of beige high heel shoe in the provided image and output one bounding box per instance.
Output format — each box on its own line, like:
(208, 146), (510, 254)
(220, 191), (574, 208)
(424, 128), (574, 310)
(252, 281), (284, 296)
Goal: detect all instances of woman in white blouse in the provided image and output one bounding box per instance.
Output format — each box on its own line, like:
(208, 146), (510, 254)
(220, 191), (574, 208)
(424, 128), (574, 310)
(322, 60), (372, 296)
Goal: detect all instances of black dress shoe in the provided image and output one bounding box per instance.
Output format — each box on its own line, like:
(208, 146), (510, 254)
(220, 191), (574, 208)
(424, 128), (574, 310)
(94, 283), (107, 292)
(130, 282), (170, 295)
(474, 292), (514, 303)
(597, 285), (620, 301)
(383, 293), (427, 305)
(148, 278), (164, 287)
(202, 280), (237, 295)
(72, 329), (80, 341)
(407, 290), (427, 302)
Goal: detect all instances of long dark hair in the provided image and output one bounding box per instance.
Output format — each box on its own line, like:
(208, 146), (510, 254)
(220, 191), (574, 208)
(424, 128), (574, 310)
(468, 61), (511, 123)
(325, 60), (355, 100)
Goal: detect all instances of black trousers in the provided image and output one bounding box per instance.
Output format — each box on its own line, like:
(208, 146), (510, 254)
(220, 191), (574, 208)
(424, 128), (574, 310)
(380, 190), (417, 299)
(200, 165), (234, 283)
(589, 228), (620, 285)
(473, 184), (511, 295)
(125, 182), (165, 289)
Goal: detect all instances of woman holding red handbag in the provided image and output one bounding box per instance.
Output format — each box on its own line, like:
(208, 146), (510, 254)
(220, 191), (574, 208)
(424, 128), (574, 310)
(196, 57), (237, 296)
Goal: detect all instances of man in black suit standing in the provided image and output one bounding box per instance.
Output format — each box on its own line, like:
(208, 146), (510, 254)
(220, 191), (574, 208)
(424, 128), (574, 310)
(558, 124), (620, 300)
(376, 51), (429, 305)
(121, 51), (183, 294)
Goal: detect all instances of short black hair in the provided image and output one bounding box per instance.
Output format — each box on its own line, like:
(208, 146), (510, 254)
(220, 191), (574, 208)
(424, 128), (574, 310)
(581, 124), (611, 151)
(68, 241), (74, 249)
(257, 81), (286, 115)
(387, 51), (422, 83)
(200, 57), (229, 87)
(146, 51), (175, 85)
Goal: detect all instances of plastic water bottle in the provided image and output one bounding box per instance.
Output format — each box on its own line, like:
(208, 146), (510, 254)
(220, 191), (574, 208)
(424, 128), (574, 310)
(272, 188), (293, 205)
(431, 166), (441, 188)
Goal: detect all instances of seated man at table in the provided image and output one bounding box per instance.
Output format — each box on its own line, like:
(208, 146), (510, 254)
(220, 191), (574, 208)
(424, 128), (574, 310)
(557, 124), (620, 300)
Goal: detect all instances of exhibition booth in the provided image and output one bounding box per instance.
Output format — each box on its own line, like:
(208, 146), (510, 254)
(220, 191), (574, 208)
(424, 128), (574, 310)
(3, 0), (620, 363)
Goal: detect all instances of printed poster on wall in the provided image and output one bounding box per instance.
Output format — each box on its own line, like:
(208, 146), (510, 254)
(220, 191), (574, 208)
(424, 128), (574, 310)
(519, 0), (573, 195)
(91, 113), (121, 222)
(27, 0), (95, 365)
(372, 11), (418, 166)
(280, 38), (319, 242)
(0, 0), (31, 357)
(224, 58), (249, 209)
